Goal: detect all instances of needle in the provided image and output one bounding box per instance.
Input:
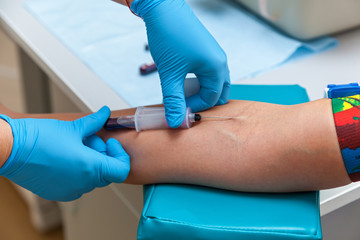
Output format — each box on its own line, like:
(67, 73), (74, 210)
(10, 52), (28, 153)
(198, 115), (233, 120)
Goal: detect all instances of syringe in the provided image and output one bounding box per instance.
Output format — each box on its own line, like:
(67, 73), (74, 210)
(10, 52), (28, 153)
(104, 106), (232, 132)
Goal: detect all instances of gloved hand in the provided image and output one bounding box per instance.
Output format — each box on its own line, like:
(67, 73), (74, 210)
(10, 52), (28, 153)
(0, 106), (130, 201)
(131, 0), (231, 128)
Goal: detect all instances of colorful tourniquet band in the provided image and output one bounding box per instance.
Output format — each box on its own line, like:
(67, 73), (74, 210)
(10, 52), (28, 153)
(332, 95), (360, 182)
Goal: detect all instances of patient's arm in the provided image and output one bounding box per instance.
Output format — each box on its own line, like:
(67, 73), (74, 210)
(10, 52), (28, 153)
(0, 99), (351, 192)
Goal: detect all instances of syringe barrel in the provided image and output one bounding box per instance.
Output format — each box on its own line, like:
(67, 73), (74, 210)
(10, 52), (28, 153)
(135, 107), (193, 132)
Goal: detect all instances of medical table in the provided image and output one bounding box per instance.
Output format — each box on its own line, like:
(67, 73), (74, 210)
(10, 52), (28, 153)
(2, 0), (360, 239)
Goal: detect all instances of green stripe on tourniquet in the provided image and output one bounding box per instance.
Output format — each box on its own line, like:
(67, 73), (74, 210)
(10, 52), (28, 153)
(332, 96), (360, 114)
(332, 98), (346, 114)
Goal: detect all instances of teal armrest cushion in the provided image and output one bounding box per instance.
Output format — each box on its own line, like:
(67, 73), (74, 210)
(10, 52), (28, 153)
(138, 184), (321, 240)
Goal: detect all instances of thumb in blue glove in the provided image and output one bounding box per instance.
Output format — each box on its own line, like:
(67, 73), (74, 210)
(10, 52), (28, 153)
(132, 0), (231, 128)
(0, 106), (130, 201)
(83, 135), (130, 184)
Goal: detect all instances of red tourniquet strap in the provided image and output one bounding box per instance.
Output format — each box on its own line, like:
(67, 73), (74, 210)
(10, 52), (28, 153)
(332, 95), (360, 182)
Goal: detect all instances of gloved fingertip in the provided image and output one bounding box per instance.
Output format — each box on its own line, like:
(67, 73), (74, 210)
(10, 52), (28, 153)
(96, 106), (111, 120)
(105, 139), (130, 182)
(185, 96), (200, 113)
(215, 98), (229, 106)
(186, 91), (218, 113)
(89, 106), (111, 125)
(166, 111), (186, 128)
(216, 77), (231, 106)
(79, 106), (111, 137)
(216, 90), (230, 106)
(102, 157), (130, 183)
(106, 138), (121, 146)
(163, 96), (187, 128)
(106, 138), (129, 160)
(84, 135), (107, 154)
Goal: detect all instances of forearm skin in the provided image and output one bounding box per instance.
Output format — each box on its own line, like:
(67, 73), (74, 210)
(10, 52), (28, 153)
(108, 99), (350, 192)
(0, 100), (351, 192)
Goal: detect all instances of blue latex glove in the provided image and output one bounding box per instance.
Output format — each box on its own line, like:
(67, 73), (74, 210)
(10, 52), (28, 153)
(0, 106), (130, 201)
(131, 0), (231, 128)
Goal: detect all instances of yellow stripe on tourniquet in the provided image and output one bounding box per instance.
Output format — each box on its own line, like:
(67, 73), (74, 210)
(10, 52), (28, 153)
(339, 95), (360, 111)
